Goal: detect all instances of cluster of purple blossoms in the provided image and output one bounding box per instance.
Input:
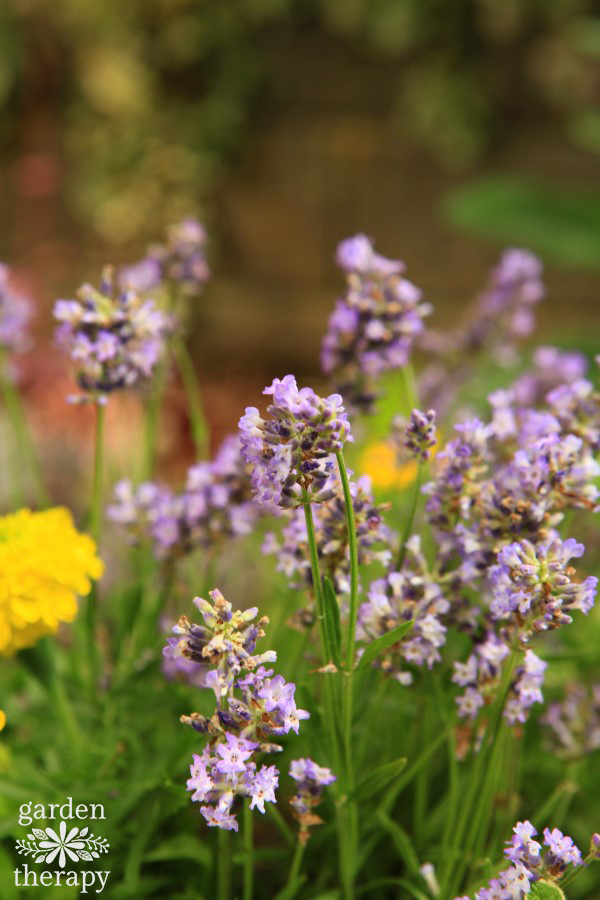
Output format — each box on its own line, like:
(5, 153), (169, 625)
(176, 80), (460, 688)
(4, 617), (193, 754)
(239, 375), (353, 509)
(54, 266), (171, 403)
(420, 248), (544, 417)
(506, 820), (583, 878)
(167, 589), (313, 831)
(108, 436), (259, 559)
(453, 637), (547, 727)
(120, 217), (210, 298)
(424, 360), (599, 596)
(187, 736), (278, 831)
(511, 345), (588, 408)
(542, 682), (600, 760)
(357, 537), (449, 683)
(0, 264), (32, 357)
(490, 538), (597, 638)
(262, 472), (392, 597)
(457, 820), (584, 899)
(288, 758), (336, 843)
(455, 863), (532, 899)
(394, 407), (437, 463)
(321, 234), (430, 413)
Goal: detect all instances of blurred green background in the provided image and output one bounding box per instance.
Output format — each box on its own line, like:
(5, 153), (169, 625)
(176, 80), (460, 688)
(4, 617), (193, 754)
(0, 0), (599, 446)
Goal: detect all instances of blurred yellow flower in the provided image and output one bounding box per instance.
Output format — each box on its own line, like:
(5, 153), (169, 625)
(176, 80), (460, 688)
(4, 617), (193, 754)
(0, 508), (103, 656)
(361, 442), (419, 490)
(0, 710), (5, 731)
(361, 438), (439, 490)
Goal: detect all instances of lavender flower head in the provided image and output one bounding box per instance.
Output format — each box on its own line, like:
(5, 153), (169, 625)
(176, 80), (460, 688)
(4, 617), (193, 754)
(54, 266), (171, 403)
(357, 537), (449, 683)
(322, 234), (430, 413)
(187, 735), (279, 830)
(453, 637), (547, 727)
(490, 537), (597, 636)
(107, 435), (259, 558)
(239, 375), (353, 508)
(398, 408), (437, 462)
(505, 820), (583, 878)
(289, 757), (336, 842)
(120, 217), (210, 297)
(0, 264), (32, 356)
(171, 589), (311, 831)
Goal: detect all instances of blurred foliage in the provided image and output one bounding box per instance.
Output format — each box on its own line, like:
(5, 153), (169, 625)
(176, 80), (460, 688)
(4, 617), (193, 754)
(1, 0), (599, 240)
(443, 176), (600, 269)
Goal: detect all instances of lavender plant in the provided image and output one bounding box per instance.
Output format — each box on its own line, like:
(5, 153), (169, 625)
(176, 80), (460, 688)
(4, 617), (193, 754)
(2, 224), (600, 900)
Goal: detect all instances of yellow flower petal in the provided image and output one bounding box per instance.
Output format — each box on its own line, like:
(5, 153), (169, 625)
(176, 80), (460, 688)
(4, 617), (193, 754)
(0, 710), (6, 732)
(0, 507), (102, 657)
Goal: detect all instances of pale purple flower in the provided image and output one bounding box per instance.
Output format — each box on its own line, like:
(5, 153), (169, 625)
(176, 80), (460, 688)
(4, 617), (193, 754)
(322, 234), (430, 412)
(54, 266), (171, 402)
(239, 375), (353, 508)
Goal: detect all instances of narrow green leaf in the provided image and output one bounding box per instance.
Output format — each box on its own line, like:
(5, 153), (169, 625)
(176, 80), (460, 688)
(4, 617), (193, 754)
(376, 810), (421, 877)
(357, 621), (414, 670)
(322, 576), (342, 667)
(352, 757), (407, 801)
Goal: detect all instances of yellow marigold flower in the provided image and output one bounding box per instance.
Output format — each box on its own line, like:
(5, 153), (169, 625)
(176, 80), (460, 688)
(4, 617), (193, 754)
(0, 710), (5, 731)
(0, 508), (103, 656)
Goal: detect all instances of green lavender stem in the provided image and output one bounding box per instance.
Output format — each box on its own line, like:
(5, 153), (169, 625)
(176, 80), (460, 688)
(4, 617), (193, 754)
(172, 336), (209, 458)
(243, 799), (254, 900)
(1, 365), (49, 507)
(85, 402), (106, 697)
(285, 838), (305, 890)
(217, 829), (230, 900)
(336, 449), (360, 900)
(301, 486), (348, 895)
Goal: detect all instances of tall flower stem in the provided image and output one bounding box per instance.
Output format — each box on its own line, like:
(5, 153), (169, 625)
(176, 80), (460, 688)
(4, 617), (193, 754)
(172, 337), (209, 459)
(243, 799), (254, 900)
(86, 401), (106, 696)
(395, 463), (423, 571)
(335, 450), (360, 900)
(442, 650), (520, 897)
(217, 829), (230, 900)
(1, 364), (49, 507)
(285, 838), (305, 890)
(301, 487), (348, 893)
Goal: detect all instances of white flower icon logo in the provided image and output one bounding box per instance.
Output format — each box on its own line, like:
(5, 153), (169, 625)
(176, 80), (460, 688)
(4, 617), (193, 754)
(37, 821), (87, 867)
(15, 821), (109, 865)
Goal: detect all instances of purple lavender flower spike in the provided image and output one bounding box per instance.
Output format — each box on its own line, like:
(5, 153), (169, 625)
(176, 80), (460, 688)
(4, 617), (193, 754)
(543, 827), (583, 872)
(289, 757), (336, 842)
(54, 266), (172, 403)
(239, 375), (352, 509)
(108, 435), (260, 559)
(400, 408), (437, 462)
(490, 537), (597, 636)
(174, 588), (312, 831)
(120, 217), (210, 297)
(323, 234), (430, 413)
